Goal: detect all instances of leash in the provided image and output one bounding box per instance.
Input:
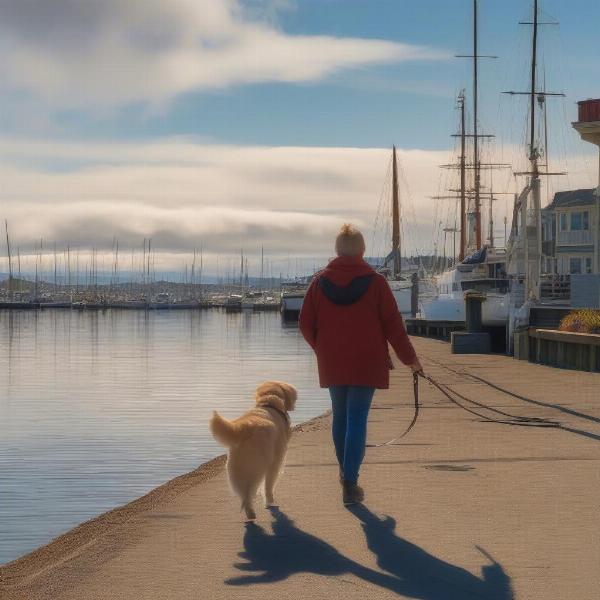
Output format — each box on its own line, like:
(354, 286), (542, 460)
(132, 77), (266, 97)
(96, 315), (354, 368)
(419, 372), (559, 428)
(368, 369), (559, 448)
(366, 372), (420, 448)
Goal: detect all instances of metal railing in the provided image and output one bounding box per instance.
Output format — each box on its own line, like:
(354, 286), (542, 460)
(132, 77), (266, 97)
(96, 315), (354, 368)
(540, 274), (570, 300)
(557, 230), (593, 246)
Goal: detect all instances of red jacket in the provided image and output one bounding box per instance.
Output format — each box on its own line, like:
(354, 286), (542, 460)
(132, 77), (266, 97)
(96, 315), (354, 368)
(299, 256), (417, 389)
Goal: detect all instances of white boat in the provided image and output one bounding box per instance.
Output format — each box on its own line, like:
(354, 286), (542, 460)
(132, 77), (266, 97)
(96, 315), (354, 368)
(149, 292), (171, 309)
(280, 281), (309, 320)
(420, 247), (509, 325)
(225, 294), (243, 312)
(241, 290), (262, 310)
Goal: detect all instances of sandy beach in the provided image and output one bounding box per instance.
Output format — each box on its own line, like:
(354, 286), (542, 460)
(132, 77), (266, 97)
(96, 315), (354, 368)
(1, 336), (599, 600)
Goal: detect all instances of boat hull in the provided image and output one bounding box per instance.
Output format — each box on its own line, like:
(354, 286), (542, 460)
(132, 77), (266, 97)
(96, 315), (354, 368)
(280, 294), (305, 321)
(420, 292), (509, 326)
(391, 286), (412, 314)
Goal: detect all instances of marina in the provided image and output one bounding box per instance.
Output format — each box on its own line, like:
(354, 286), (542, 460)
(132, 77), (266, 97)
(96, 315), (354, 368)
(1, 0), (599, 597)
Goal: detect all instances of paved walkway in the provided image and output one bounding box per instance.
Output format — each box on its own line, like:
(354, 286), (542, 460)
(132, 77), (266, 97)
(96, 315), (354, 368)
(2, 337), (599, 600)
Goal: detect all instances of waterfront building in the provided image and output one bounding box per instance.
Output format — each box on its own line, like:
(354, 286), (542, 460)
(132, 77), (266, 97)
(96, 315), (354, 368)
(571, 98), (600, 275)
(542, 189), (598, 275)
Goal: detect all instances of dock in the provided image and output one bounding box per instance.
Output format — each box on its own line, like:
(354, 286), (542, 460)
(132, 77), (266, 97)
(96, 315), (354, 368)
(1, 336), (599, 599)
(405, 317), (465, 340)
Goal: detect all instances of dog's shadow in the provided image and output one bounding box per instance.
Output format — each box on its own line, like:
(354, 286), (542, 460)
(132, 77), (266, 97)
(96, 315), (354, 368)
(226, 505), (513, 600)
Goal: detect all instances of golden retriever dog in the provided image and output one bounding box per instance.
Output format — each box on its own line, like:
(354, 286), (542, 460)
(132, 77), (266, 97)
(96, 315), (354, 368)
(209, 381), (297, 521)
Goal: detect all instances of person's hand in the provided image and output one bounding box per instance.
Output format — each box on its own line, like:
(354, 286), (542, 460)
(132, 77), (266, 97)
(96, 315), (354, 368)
(409, 358), (424, 375)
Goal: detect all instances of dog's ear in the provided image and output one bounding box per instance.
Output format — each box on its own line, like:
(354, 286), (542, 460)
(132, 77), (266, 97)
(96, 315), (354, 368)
(255, 381), (297, 411)
(277, 382), (297, 412)
(255, 381), (281, 400)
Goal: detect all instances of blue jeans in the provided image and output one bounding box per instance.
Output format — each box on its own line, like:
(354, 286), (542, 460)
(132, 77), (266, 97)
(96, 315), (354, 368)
(328, 385), (375, 484)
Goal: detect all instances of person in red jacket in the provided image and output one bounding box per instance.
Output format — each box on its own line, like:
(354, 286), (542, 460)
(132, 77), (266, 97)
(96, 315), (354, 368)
(299, 223), (422, 505)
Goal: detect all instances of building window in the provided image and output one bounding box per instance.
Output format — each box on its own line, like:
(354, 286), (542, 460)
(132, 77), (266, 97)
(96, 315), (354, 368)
(586, 257), (593, 274)
(570, 257), (582, 274)
(570, 211), (590, 231)
(559, 213), (568, 231)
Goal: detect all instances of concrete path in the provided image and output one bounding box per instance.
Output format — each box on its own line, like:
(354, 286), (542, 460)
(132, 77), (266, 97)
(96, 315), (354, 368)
(2, 337), (599, 600)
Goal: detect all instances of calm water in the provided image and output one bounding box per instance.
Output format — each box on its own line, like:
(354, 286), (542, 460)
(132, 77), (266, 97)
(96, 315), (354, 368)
(0, 309), (328, 565)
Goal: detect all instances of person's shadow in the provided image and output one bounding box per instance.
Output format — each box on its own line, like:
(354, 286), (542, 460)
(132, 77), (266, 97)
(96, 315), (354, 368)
(348, 504), (513, 599)
(226, 505), (514, 599)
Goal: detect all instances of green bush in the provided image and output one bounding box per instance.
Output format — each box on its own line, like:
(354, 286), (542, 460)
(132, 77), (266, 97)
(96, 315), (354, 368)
(559, 309), (600, 334)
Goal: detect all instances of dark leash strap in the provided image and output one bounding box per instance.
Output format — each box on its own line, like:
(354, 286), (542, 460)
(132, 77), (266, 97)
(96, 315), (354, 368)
(366, 372), (420, 448)
(418, 372), (559, 428)
(367, 370), (559, 448)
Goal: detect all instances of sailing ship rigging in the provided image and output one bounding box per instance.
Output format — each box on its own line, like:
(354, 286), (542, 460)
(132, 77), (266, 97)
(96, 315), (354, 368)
(505, 0), (565, 305)
(420, 0), (512, 326)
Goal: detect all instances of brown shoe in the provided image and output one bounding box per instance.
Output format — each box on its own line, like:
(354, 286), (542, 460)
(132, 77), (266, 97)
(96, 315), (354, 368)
(342, 481), (364, 505)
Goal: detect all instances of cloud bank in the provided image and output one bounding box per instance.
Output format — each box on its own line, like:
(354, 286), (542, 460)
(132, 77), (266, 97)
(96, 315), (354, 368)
(0, 139), (442, 258)
(1, 137), (596, 274)
(0, 0), (445, 110)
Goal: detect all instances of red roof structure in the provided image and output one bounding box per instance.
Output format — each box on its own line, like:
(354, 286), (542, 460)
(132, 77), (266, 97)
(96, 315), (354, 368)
(577, 99), (600, 123)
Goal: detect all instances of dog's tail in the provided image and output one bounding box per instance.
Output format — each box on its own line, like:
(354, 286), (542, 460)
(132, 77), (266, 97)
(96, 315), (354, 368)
(209, 411), (240, 447)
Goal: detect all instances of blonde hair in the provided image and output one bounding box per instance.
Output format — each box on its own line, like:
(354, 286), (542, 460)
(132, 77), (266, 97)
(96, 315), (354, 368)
(335, 223), (365, 257)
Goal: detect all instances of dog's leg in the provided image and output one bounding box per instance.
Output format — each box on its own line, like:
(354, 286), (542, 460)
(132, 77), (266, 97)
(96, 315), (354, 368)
(264, 453), (286, 507)
(241, 491), (257, 521)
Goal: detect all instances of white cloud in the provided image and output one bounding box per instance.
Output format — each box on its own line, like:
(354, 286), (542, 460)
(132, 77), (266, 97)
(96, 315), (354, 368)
(0, 136), (596, 275)
(0, 0), (446, 110)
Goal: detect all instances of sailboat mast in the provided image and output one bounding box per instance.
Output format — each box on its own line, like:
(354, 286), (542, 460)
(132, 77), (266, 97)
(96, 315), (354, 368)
(191, 248), (196, 296)
(67, 244), (71, 288)
(529, 0), (541, 300)
(142, 238), (146, 287)
(459, 92), (467, 261)
(53, 242), (57, 290)
(488, 193), (495, 247)
(5, 220), (13, 292)
(391, 145), (401, 277)
(473, 0), (482, 249)
(199, 244), (203, 288)
(115, 239), (119, 286)
(260, 245), (264, 292)
(530, 0), (538, 163)
(240, 249), (244, 290)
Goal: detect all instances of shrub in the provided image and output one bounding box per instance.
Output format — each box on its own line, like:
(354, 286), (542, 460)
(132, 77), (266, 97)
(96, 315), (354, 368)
(559, 309), (600, 334)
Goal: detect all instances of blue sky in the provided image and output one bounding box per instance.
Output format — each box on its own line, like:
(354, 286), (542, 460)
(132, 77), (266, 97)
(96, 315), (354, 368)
(4, 0), (597, 149)
(0, 0), (598, 273)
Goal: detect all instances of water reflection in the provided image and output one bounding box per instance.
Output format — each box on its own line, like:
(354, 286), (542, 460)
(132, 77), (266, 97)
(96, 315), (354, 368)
(0, 308), (326, 565)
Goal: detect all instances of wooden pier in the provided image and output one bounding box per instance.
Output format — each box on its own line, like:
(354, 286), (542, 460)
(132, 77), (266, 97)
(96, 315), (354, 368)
(525, 328), (600, 372)
(405, 318), (465, 340)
